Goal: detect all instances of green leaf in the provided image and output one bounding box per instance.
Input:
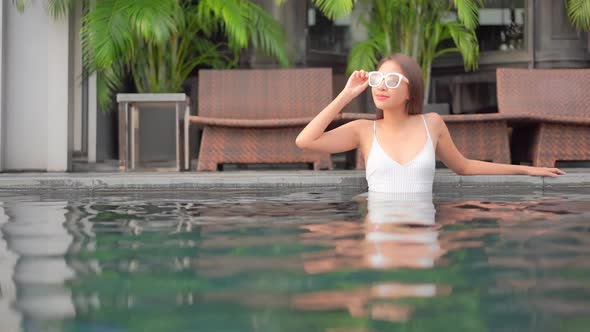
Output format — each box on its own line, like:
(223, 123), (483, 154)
(347, 38), (383, 75)
(198, 0), (250, 49)
(453, 0), (483, 31)
(567, 0), (590, 31)
(311, 0), (354, 20)
(46, 0), (75, 20)
(96, 60), (126, 112)
(12, 0), (27, 12)
(244, 2), (290, 67)
(445, 22), (479, 71)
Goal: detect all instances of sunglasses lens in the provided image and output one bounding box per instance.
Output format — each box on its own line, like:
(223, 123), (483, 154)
(368, 73), (382, 87)
(385, 75), (400, 88)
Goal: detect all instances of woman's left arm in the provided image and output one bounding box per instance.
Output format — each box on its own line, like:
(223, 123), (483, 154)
(431, 114), (565, 177)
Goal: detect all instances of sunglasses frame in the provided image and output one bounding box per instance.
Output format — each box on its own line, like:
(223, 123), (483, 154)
(368, 71), (410, 89)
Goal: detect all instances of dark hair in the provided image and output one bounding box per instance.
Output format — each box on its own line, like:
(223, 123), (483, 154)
(375, 53), (424, 116)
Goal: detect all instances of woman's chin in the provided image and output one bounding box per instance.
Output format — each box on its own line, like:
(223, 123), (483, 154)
(373, 100), (390, 108)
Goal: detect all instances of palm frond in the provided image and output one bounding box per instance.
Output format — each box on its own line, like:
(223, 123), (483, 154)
(96, 60), (126, 111)
(566, 0), (590, 31)
(46, 0), (76, 20)
(311, 0), (354, 20)
(197, 0), (289, 66)
(347, 38), (384, 74)
(197, 0), (250, 49)
(13, 0), (75, 18)
(444, 22), (479, 71)
(244, 2), (290, 67)
(82, 0), (179, 68)
(82, 0), (181, 108)
(12, 0), (27, 12)
(453, 0), (482, 30)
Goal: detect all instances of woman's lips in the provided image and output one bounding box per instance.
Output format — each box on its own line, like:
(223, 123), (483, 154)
(375, 94), (390, 101)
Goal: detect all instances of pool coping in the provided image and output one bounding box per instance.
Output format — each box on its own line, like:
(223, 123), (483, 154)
(0, 169), (587, 192)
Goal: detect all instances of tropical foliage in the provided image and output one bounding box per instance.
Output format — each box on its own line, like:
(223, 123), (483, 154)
(344, 0), (483, 103)
(14, 0), (290, 110)
(566, 0), (590, 31)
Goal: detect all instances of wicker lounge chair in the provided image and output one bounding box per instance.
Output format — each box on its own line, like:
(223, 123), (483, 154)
(496, 68), (590, 167)
(186, 68), (334, 171)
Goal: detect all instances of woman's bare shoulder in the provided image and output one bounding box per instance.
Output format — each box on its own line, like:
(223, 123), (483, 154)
(348, 119), (373, 140)
(422, 112), (445, 137)
(423, 112), (444, 125)
(423, 111), (443, 122)
(349, 119), (374, 130)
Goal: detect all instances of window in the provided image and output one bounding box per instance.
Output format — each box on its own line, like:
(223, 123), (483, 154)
(306, 4), (352, 54)
(476, 0), (527, 52)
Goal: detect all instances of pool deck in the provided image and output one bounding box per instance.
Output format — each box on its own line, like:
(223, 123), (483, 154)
(0, 168), (588, 192)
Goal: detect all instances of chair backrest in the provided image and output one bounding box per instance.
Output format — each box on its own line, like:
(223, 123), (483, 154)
(198, 68), (333, 120)
(497, 68), (590, 117)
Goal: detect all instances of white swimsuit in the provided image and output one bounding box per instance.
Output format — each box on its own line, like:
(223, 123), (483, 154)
(366, 115), (436, 194)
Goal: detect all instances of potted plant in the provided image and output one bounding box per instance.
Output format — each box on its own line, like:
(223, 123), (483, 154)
(16, 0), (291, 169)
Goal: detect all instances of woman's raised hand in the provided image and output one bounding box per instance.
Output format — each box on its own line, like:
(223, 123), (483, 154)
(342, 70), (370, 100)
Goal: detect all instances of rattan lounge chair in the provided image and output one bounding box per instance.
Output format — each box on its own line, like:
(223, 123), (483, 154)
(186, 68), (334, 171)
(496, 68), (590, 167)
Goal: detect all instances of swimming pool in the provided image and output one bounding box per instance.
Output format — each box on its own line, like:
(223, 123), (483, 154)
(1, 190), (589, 332)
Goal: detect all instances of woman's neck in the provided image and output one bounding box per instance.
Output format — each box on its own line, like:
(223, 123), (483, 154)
(381, 107), (412, 128)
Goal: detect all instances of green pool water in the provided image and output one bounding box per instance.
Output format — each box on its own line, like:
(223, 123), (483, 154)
(1, 190), (589, 332)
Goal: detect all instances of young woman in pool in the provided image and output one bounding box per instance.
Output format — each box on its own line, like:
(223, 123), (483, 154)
(295, 53), (565, 194)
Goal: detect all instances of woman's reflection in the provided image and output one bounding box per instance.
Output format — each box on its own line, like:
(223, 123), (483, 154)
(294, 192), (451, 323)
(363, 191), (442, 269)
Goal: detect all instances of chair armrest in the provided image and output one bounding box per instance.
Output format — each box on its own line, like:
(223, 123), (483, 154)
(441, 113), (528, 122)
(187, 115), (316, 128)
(522, 115), (590, 125)
(442, 113), (590, 125)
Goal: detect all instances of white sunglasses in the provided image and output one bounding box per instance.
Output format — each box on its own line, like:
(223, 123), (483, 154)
(368, 71), (410, 89)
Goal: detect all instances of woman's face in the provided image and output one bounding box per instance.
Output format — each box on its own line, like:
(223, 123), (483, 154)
(371, 60), (410, 111)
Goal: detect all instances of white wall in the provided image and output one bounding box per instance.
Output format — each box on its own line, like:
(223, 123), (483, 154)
(4, 2), (72, 171)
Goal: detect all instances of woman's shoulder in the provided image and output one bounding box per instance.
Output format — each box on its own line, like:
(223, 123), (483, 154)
(421, 112), (445, 137)
(348, 119), (374, 139)
(421, 111), (442, 121)
(349, 119), (374, 129)
(421, 112), (444, 126)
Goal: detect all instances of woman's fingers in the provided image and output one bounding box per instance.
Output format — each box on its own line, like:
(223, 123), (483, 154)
(544, 168), (566, 177)
(530, 167), (566, 177)
(350, 70), (370, 81)
(547, 168), (565, 176)
(353, 70), (368, 83)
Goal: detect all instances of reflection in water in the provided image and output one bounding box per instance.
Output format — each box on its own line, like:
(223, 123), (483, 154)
(0, 203), (21, 332)
(0, 192), (589, 331)
(0, 198), (77, 331)
(295, 192), (450, 323)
